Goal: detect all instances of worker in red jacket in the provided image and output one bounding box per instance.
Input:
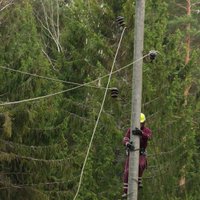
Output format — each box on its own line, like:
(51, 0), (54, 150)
(122, 113), (152, 198)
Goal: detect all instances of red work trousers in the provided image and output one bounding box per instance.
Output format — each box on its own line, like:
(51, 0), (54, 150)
(123, 155), (147, 194)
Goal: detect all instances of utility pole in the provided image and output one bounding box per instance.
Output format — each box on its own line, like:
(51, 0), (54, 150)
(128, 0), (145, 200)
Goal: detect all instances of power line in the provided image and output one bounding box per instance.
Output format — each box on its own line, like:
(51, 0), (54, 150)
(65, 110), (91, 122)
(147, 125), (188, 158)
(148, 114), (199, 196)
(73, 27), (127, 200)
(142, 178), (194, 195)
(0, 54), (149, 107)
(0, 175), (80, 190)
(148, 142), (184, 157)
(150, 137), (169, 199)
(0, 150), (72, 164)
(146, 150), (188, 176)
(1, 150), (195, 196)
(0, 65), (106, 90)
(0, 52), (148, 91)
(0, 86), (80, 106)
(0, 138), (67, 151)
(0, 172), (31, 175)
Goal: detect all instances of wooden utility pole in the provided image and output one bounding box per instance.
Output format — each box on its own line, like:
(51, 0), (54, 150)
(128, 0), (145, 200)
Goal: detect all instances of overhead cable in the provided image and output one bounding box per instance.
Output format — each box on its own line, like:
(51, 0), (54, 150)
(73, 27), (127, 200)
(0, 54), (149, 107)
(0, 151), (71, 163)
(0, 175), (80, 190)
(0, 65), (106, 90)
(0, 138), (67, 151)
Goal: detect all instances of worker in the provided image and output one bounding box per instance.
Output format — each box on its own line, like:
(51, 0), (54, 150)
(122, 113), (152, 198)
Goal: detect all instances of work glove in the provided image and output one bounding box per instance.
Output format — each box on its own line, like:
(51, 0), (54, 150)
(126, 142), (135, 151)
(133, 128), (143, 136)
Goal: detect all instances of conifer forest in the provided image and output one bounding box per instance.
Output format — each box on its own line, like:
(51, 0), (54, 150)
(0, 0), (200, 200)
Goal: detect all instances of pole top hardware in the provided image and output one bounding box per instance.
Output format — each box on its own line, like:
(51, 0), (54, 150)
(110, 87), (119, 98)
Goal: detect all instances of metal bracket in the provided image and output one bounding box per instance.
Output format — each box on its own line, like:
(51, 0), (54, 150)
(127, 141), (135, 151)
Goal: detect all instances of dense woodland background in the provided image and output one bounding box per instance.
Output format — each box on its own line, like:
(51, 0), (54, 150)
(0, 0), (199, 199)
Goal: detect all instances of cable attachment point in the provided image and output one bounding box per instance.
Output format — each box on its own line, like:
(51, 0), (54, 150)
(116, 16), (125, 30)
(149, 50), (157, 61)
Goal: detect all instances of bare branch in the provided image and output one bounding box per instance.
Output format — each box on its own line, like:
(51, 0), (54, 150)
(0, 0), (14, 12)
(56, 0), (62, 51)
(42, 48), (58, 71)
(192, 9), (200, 14)
(192, 2), (200, 6)
(173, 1), (187, 10)
(39, 0), (62, 53)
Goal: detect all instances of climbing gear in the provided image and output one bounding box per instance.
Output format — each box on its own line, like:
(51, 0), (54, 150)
(140, 113), (146, 123)
(126, 142), (135, 151)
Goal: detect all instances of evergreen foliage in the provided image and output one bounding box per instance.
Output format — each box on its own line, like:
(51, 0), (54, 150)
(0, 0), (199, 200)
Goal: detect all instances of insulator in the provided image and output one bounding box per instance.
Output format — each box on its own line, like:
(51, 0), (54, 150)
(149, 50), (157, 60)
(116, 16), (125, 29)
(110, 87), (119, 98)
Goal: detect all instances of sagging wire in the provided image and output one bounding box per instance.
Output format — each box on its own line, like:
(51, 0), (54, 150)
(72, 27), (126, 200)
(148, 142), (184, 158)
(0, 138), (67, 152)
(0, 53), (150, 107)
(0, 175), (80, 190)
(0, 65), (107, 90)
(0, 150), (72, 164)
(125, 150), (189, 198)
(0, 49), (155, 93)
(143, 178), (194, 195)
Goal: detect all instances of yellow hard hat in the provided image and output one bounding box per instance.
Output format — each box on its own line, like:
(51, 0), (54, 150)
(140, 113), (146, 123)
